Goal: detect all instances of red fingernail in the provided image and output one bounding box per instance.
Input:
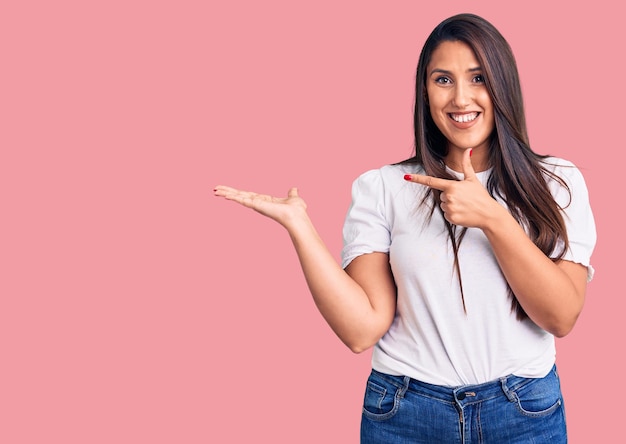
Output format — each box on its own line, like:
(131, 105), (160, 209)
(470, 149), (473, 157)
(404, 174), (412, 181)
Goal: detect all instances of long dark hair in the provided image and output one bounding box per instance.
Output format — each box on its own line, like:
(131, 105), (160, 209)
(402, 13), (570, 319)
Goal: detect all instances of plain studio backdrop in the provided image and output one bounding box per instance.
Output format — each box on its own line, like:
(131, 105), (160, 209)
(1, 1), (621, 443)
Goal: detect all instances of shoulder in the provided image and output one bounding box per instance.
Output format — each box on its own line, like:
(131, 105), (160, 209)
(540, 156), (582, 176)
(349, 164), (424, 202)
(540, 156), (589, 189)
(347, 164), (423, 213)
(539, 156), (592, 209)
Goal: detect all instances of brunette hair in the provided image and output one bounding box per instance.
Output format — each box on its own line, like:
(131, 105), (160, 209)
(402, 13), (570, 319)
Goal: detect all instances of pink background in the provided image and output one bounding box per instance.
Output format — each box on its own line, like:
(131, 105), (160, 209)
(1, 1), (621, 442)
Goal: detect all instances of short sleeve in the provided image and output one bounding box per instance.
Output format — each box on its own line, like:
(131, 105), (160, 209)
(550, 162), (597, 281)
(341, 169), (391, 269)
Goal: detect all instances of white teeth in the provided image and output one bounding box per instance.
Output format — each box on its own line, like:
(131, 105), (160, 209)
(451, 112), (478, 123)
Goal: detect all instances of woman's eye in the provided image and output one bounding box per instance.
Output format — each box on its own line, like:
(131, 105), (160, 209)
(435, 76), (452, 84)
(473, 74), (485, 83)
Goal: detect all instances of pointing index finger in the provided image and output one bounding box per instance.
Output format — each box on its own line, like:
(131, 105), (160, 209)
(404, 174), (451, 191)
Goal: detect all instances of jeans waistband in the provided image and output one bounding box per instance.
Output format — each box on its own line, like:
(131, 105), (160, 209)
(370, 365), (556, 406)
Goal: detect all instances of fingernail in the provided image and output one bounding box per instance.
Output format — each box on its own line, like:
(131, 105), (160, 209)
(470, 149), (473, 157)
(404, 174), (412, 181)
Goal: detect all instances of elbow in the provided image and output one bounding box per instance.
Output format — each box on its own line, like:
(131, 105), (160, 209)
(346, 339), (376, 354)
(339, 317), (392, 354)
(550, 324), (574, 339)
(348, 345), (368, 354)
(545, 313), (581, 338)
(344, 332), (384, 354)
(532, 296), (584, 338)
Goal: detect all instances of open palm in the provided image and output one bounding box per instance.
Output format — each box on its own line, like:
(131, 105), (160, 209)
(213, 185), (307, 226)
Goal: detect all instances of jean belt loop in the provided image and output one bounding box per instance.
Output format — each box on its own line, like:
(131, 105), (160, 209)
(397, 376), (411, 399)
(500, 376), (517, 403)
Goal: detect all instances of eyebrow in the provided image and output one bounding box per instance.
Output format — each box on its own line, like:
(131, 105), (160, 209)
(429, 67), (482, 76)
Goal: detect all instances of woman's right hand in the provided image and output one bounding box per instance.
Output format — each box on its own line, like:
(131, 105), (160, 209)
(213, 185), (308, 228)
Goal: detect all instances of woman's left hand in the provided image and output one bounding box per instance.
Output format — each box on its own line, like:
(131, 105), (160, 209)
(403, 148), (503, 229)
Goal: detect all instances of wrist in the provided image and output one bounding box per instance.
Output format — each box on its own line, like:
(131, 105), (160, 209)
(282, 206), (312, 232)
(481, 202), (514, 235)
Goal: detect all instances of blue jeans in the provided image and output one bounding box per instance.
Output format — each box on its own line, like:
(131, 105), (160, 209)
(361, 365), (567, 443)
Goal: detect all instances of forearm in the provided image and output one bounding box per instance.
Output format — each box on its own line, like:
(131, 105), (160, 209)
(482, 207), (584, 337)
(213, 185), (393, 351)
(284, 212), (393, 352)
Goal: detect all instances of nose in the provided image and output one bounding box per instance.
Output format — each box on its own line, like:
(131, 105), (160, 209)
(452, 83), (471, 108)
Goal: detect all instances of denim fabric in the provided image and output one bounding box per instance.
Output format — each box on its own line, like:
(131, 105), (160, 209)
(361, 365), (567, 443)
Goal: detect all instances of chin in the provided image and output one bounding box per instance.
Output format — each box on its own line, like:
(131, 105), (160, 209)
(452, 136), (489, 150)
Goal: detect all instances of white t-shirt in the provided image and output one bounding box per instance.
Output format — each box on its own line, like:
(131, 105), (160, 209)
(341, 157), (596, 387)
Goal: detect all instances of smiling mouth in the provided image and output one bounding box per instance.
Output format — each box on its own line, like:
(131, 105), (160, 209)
(449, 112), (479, 123)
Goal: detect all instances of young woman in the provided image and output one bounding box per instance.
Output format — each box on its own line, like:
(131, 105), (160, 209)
(214, 13), (596, 443)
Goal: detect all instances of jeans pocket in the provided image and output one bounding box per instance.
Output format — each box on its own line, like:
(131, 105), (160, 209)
(362, 373), (403, 421)
(511, 373), (563, 418)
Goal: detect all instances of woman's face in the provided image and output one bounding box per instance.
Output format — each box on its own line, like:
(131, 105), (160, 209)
(426, 40), (495, 157)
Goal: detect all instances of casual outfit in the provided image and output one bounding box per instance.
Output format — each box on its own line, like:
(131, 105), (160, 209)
(341, 158), (596, 443)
